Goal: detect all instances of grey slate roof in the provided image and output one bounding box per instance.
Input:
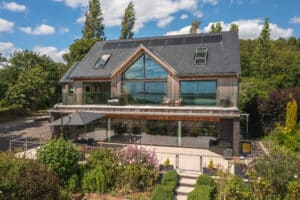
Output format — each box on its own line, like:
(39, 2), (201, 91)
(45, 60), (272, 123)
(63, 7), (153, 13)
(64, 31), (240, 81)
(59, 62), (79, 83)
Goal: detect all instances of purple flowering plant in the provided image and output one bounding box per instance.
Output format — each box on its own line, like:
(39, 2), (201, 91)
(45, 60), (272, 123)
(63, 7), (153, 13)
(117, 145), (159, 169)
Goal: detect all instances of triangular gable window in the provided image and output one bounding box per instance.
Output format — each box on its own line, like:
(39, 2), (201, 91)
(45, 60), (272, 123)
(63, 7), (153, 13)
(123, 53), (167, 79)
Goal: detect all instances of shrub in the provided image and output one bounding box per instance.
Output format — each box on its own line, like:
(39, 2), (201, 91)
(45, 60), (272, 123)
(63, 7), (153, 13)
(117, 145), (159, 169)
(286, 179), (300, 200)
(118, 163), (159, 192)
(196, 175), (214, 187)
(0, 153), (61, 200)
(37, 137), (79, 182)
(67, 174), (79, 193)
(151, 170), (178, 200)
(82, 165), (109, 193)
(187, 185), (211, 200)
(151, 184), (173, 200)
(285, 98), (298, 131)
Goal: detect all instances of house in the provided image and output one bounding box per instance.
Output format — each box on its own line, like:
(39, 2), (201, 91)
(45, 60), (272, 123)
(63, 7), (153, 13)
(49, 31), (241, 156)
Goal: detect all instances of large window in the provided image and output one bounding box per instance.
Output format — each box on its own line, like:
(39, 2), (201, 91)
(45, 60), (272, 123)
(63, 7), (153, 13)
(122, 54), (167, 104)
(180, 80), (216, 105)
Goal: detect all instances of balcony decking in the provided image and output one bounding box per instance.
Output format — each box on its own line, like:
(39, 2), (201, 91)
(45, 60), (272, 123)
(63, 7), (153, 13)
(49, 104), (240, 121)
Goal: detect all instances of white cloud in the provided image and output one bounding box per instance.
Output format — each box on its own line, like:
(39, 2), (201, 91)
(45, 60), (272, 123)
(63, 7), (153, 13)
(180, 14), (188, 20)
(76, 15), (86, 24)
(3, 2), (27, 12)
(166, 19), (293, 39)
(0, 18), (14, 32)
(20, 24), (55, 35)
(57, 0), (202, 32)
(289, 16), (300, 24)
(202, 0), (218, 5)
(33, 46), (69, 63)
(165, 25), (192, 35)
(0, 42), (20, 57)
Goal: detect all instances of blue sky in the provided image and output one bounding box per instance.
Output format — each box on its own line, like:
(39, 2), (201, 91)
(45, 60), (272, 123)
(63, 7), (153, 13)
(0, 0), (299, 63)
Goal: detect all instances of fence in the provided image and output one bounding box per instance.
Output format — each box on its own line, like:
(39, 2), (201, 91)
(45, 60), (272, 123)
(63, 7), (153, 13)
(9, 136), (48, 153)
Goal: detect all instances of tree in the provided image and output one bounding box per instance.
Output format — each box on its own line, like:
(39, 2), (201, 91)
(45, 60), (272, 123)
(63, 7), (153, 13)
(251, 18), (272, 79)
(82, 0), (105, 40)
(209, 22), (222, 33)
(230, 23), (239, 32)
(189, 20), (201, 34)
(63, 38), (98, 66)
(37, 137), (79, 182)
(120, 1), (136, 39)
(285, 98), (298, 132)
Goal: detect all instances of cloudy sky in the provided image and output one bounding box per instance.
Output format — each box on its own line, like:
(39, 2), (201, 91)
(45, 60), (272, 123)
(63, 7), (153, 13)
(0, 0), (299, 63)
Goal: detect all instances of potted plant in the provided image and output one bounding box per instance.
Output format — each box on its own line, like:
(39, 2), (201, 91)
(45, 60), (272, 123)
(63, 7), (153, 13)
(159, 158), (174, 172)
(203, 159), (218, 176)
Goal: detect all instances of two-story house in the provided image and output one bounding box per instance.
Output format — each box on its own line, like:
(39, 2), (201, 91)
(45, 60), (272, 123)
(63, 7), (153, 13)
(49, 31), (241, 156)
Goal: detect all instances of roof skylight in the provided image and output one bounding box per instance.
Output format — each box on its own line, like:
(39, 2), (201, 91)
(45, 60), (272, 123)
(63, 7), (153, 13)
(95, 54), (111, 68)
(194, 48), (208, 65)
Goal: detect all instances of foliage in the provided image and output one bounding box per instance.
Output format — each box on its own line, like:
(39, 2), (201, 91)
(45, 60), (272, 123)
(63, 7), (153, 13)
(151, 184), (174, 200)
(151, 170), (178, 200)
(187, 185), (212, 200)
(208, 159), (214, 169)
(0, 50), (65, 112)
(257, 88), (300, 134)
(0, 153), (61, 200)
(67, 174), (79, 193)
(37, 137), (79, 183)
(285, 98), (298, 131)
(215, 172), (251, 200)
(120, 1), (136, 39)
(118, 163), (159, 192)
(63, 38), (98, 66)
(209, 22), (222, 33)
(264, 123), (300, 152)
(188, 175), (215, 200)
(248, 146), (300, 199)
(82, 0), (105, 40)
(190, 20), (201, 34)
(81, 165), (109, 193)
(164, 158), (170, 167)
(286, 178), (300, 200)
(230, 23), (239, 32)
(117, 145), (159, 169)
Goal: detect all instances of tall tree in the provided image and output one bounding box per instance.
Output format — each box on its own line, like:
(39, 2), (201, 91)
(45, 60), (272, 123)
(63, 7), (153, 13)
(230, 23), (239, 32)
(120, 1), (136, 39)
(209, 22), (222, 33)
(82, 0), (105, 40)
(252, 18), (272, 79)
(189, 20), (201, 34)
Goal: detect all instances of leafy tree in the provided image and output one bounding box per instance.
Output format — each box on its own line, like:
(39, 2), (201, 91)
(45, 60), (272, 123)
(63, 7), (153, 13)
(82, 0), (105, 40)
(230, 23), (239, 32)
(189, 20), (200, 34)
(63, 38), (98, 66)
(209, 22), (222, 33)
(120, 1), (136, 39)
(37, 137), (79, 183)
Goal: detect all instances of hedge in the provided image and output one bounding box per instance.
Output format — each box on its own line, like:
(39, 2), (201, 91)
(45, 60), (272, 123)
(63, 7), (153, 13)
(188, 175), (215, 200)
(151, 170), (178, 200)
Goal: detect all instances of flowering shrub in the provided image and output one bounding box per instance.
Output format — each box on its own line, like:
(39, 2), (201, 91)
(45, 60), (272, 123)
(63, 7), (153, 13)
(117, 145), (159, 169)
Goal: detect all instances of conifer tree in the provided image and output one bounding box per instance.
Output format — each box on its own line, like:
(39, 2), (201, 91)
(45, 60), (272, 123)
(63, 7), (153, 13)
(285, 98), (298, 132)
(189, 20), (201, 34)
(120, 1), (136, 39)
(82, 0), (105, 40)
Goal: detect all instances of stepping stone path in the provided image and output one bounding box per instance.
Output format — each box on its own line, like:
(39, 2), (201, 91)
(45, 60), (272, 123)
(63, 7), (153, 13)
(175, 171), (201, 200)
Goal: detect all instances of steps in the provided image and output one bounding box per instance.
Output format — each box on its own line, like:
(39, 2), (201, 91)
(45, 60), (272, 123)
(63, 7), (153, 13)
(175, 171), (200, 200)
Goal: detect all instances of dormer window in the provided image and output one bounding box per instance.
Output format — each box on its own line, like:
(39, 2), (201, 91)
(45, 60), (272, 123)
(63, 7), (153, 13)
(194, 48), (208, 65)
(95, 54), (111, 68)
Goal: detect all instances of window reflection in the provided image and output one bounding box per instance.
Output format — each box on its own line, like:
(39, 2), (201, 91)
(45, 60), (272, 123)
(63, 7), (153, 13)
(181, 81), (216, 105)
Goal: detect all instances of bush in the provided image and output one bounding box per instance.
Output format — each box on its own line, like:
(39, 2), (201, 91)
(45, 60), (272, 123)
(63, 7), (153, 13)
(151, 170), (178, 200)
(37, 137), (79, 183)
(67, 174), (79, 193)
(0, 153), (61, 200)
(286, 179), (300, 200)
(118, 163), (159, 192)
(196, 175), (214, 187)
(82, 165), (109, 193)
(187, 185), (211, 200)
